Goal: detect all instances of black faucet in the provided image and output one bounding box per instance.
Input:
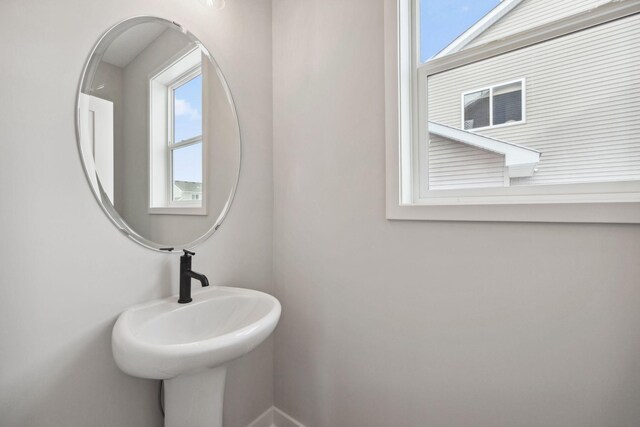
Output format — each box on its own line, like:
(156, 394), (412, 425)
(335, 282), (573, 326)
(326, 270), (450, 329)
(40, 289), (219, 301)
(178, 250), (210, 304)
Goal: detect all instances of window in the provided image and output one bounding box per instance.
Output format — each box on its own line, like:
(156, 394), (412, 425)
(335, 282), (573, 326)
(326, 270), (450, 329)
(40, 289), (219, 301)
(463, 80), (524, 130)
(385, 0), (640, 222)
(149, 48), (206, 215)
(169, 72), (203, 203)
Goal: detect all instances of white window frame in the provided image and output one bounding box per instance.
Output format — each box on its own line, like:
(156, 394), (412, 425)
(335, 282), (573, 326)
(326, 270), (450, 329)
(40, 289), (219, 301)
(148, 47), (207, 216)
(461, 78), (526, 131)
(384, 0), (640, 223)
(167, 66), (204, 206)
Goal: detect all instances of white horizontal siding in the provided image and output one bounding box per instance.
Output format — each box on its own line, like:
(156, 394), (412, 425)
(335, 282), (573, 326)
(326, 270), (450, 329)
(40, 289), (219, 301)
(428, 14), (640, 189)
(429, 135), (505, 190)
(466, 0), (612, 49)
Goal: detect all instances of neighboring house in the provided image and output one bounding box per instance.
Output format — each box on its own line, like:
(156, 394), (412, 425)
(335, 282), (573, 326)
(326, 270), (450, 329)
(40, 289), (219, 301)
(426, 0), (640, 190)
(173, 180), (202, 201)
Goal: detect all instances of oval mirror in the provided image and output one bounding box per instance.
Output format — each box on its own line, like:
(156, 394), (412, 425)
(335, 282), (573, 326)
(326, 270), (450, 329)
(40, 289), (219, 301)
(76, 17), (241, 252)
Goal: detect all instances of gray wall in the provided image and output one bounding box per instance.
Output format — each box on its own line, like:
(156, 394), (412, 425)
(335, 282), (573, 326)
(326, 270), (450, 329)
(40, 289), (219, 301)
(272, 1), (640, 427)
(0, 1), (273, 426)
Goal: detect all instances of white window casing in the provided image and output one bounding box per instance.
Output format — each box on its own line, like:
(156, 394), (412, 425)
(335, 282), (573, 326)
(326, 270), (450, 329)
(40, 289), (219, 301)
(384, 0), (640, 223)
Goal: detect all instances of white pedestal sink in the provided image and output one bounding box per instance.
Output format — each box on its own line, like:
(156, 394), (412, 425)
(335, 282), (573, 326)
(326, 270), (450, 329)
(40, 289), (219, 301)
(112, 286), (281, 427)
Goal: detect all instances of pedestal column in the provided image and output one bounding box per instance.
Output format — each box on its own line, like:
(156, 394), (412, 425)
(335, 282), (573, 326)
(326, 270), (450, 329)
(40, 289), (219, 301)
(163, 366), (227, 427)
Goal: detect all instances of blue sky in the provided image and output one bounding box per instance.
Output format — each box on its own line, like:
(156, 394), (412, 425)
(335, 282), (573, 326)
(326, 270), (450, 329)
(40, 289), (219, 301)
(420, 0), (500, 62)
(174, 75), (202, 142)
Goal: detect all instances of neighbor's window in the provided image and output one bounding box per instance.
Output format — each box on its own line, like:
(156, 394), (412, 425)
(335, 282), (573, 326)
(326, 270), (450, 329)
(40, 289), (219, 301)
(463, 80), (524, 130)
(149, 48), (206, 214)
(399, 0), (640, 204)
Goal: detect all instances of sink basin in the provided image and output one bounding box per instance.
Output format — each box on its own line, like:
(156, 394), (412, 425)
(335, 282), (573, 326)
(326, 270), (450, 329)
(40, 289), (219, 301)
(112, 286), (280, 427)
(112, 286), (281, 379)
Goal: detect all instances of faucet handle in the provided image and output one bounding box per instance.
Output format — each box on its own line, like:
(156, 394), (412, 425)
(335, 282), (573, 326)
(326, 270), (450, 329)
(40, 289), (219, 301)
(183, 249), (196, 257)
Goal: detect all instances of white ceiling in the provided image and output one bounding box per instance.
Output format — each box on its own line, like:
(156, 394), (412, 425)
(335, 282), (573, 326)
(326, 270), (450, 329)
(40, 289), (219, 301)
(102, 23), (167, 68)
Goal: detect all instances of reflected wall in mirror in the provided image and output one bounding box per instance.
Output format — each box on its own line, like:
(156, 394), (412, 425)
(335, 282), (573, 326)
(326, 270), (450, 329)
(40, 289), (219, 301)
(77, 17), (241, 251)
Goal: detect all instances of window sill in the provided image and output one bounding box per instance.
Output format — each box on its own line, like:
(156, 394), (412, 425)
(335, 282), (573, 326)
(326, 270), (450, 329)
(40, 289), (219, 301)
(463, 119), (526, 132)
(149, 206), (207, 216)
(386, 201), (640, 224)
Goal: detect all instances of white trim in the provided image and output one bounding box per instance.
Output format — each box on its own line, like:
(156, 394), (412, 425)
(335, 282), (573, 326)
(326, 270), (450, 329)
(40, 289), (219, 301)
(428, 121), (540, 178)
(78, 94), (115, 201)
(460, 78), (526, 131)
(412, 0), (426, 203)
(245, 407), (306, 427)
(246, 406), (274, 427)
(148, 207), (206, 216)
(385, 0), (406, 206)
(432, 0), (525, 59)
(273, 408), (306, 427)
(171, 135), (202, 150)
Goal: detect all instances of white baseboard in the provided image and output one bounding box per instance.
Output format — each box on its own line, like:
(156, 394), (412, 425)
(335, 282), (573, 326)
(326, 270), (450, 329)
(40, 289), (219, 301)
(246, 406), (274, 427)
(273, 407), (305, 427)
(247, 406), (306, 427)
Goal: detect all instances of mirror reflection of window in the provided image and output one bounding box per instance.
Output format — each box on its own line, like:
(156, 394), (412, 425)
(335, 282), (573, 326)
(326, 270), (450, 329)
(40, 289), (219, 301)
(149, 47), (206, 213)
(77, 17), (242, 249)
(170, 72), (203, 202)
(173, 74), (203, 142)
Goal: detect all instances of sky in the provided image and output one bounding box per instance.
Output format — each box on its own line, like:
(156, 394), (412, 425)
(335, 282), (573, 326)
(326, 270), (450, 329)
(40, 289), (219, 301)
(420, 0), (501, 62)
(174, 74), (202, 143)
(173, 75), (203, 184)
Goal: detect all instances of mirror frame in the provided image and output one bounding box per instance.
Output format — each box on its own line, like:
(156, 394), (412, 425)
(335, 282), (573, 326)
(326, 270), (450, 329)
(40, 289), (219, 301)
(75, 16), (241, 253)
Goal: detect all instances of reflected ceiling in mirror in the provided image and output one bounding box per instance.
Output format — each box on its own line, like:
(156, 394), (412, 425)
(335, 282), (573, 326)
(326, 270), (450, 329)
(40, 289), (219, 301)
(77, 17), (241, 252)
